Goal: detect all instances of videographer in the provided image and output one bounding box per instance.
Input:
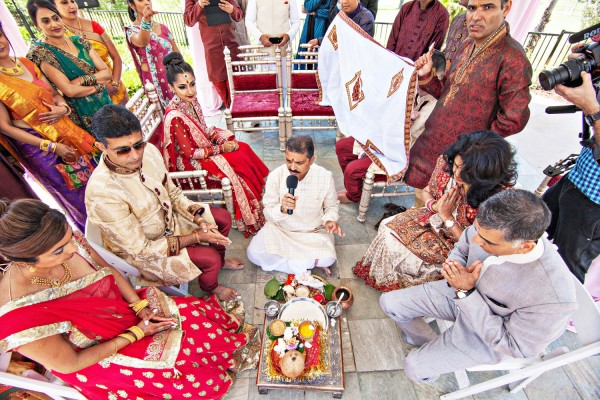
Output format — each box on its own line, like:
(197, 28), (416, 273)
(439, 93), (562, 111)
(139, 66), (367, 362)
(543, 46), (600, 283)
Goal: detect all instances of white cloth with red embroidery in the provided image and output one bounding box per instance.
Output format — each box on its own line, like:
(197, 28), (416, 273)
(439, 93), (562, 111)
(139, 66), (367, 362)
(317, 14), (417, 182)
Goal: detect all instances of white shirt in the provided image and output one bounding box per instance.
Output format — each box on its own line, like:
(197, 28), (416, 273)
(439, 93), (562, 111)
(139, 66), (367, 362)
(245, 0), (301, 42)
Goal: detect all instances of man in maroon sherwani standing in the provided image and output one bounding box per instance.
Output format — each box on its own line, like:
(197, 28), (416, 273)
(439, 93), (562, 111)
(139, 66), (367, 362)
(405, 0), (532, 189)
(184, 0), (243, 108)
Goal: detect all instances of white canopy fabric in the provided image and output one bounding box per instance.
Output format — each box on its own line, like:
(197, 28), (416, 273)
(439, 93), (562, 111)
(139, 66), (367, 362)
(0, 2), (30, 57)
(506, 0), (542, 43)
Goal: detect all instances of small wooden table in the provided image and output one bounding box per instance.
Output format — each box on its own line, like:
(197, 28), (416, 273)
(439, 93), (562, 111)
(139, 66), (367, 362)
(256, 314), (345, 398)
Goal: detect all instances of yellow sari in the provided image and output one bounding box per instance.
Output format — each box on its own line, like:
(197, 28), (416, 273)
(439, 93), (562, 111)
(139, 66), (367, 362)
(66, 28), (127, 104)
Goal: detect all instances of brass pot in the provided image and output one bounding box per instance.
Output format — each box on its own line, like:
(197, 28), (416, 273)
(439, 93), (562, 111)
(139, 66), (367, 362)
(331, 286), (354, 310)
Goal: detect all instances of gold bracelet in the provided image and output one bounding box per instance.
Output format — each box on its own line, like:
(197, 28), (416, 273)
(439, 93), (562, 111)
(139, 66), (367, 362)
(129, 299), (149, 314)
(127, 326), (145, 341)
(194, 216), (206, 226)
(117, 332), (137, 343)
(419, 69), (435, 86)
(194, 230), (202, 244)
(39, 139), (51, 152)
(111, 338), (118, 355)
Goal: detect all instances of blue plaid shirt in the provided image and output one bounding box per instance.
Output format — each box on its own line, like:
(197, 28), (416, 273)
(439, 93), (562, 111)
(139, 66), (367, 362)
(568, 146), (600, 205)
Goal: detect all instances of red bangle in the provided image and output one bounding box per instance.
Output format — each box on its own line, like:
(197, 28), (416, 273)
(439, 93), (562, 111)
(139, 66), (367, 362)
(426, 199), (436, 213)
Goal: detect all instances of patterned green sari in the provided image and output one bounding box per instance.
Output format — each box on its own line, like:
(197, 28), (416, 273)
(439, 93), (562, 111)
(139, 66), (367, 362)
(27, 36), (111, 134)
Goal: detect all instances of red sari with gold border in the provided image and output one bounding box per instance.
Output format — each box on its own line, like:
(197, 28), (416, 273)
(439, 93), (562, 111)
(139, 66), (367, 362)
(0, 233), (259, 399)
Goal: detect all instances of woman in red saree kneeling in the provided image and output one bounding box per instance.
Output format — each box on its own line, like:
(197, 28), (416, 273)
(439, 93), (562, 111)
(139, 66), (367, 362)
(0, 199), (259, 399)
(162, 52), (269, 235)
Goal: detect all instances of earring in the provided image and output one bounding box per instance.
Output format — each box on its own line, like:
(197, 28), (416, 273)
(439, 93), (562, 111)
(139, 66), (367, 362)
(134, 10), (138, 18)
(28, 264), (36, 273)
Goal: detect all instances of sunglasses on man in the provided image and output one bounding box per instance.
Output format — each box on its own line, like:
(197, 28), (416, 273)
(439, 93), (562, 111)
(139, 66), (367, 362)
(111, 140), (147, 156)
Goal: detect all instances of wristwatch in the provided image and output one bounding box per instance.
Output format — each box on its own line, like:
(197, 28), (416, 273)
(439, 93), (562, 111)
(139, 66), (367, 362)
(585, 110), (600, 127)
(455, 288), (474, 299)
(444, 219), (455, 229)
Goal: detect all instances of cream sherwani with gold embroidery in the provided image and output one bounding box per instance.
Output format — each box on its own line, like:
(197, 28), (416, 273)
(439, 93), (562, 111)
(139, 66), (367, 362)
(85, 143), (215, 286)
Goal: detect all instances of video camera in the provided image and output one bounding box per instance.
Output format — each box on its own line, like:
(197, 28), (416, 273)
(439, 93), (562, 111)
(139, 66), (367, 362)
(539, 23), (600, 91)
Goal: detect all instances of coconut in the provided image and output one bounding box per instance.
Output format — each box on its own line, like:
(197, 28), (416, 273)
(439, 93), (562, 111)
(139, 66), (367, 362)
(280, 350), (305, 379)
(294, 285), (310, 298)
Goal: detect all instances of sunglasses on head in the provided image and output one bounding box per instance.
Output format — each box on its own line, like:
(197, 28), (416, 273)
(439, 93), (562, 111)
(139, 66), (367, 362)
(111, 140), (146, 156)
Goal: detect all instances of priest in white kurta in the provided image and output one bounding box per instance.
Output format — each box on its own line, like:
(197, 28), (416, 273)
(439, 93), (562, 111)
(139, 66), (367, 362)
(247, 135), (344, 275)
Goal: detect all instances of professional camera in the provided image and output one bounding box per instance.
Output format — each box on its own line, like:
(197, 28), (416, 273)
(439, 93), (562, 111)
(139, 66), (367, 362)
(539, 23), (600, 91)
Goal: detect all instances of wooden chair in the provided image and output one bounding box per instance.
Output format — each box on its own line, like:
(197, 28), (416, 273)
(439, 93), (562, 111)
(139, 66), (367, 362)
(438, 275), (600, 399)
(284, 45), (339, 146)
(357, 170), (413, 223)
(125, 80), (163, 143)
(223, 46), (286, 150)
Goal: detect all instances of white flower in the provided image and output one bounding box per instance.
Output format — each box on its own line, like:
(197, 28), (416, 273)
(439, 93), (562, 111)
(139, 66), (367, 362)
(283, 285), (295, 294)
(273, 338), (287, 356)
(283, 327), (294, 341)
(305, 341), (312, 349)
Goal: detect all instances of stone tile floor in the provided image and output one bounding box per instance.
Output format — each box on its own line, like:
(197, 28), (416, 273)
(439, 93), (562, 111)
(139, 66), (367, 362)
(192, 95), (600, 399)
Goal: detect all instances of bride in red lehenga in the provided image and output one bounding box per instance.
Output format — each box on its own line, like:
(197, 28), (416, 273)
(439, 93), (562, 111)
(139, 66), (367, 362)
(162, 52), (268, 235)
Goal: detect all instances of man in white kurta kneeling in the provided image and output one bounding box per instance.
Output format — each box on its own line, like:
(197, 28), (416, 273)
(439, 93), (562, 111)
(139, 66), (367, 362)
(247, 135), (344, 276)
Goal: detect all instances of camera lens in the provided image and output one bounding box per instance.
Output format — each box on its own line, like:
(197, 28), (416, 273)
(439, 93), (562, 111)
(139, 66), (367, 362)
(538, 56), (595, 90)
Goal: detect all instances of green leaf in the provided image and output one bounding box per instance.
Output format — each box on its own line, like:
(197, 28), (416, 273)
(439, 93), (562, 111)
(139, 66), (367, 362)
(264, 277), (281, 298)
(324, 284), (336, 301)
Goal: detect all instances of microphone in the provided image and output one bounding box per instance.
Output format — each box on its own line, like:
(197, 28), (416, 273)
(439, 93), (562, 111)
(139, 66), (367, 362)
(285, 175), (299, 215)
(568, 22), (600, 43)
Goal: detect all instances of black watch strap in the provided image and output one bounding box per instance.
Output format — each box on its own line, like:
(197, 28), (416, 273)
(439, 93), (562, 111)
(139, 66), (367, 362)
(585, 110), (600, 126)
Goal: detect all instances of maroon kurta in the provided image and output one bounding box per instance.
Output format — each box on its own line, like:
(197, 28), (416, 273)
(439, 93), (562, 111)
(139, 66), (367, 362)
(184, 0), (242, 83)
(386, 0), (449, 62)
(404, 23), (532, 189)
(443, 12), (469, 67)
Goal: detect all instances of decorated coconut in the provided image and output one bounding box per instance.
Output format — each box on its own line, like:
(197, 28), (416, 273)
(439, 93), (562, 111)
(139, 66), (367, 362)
(280, 350), (306, 379)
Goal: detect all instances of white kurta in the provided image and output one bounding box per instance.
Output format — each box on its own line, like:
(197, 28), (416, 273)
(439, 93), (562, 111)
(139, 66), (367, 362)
(247, 163), (339, 273)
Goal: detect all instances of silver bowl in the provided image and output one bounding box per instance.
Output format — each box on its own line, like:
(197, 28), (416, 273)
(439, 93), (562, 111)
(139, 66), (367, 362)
(326, 301), (342, 318)
(264, 300), (281, 317)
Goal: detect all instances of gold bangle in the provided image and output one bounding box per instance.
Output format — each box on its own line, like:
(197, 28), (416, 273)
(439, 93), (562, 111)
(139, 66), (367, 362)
(39, 139), (51, 152)
(194, 230), (202, 244)
(419, 69), (435, 86)
(194, 216), (206, 226)
(117, 332), (136, 343)
(112, 338), (118, 355)
(129, 299), (149, 314)
(127, 326), (145, 341)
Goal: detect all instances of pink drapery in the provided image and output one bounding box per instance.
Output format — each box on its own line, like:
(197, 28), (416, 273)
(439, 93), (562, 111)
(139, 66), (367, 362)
(0, 2), (29, 57)
(181, 0), (223, 116)
(506, 0), (542, 43)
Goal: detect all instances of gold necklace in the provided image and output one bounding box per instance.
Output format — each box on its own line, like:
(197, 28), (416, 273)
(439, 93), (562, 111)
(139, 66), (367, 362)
(0, 58), (24, 77)
(65, 18), (87, 39)
(16, 262), (72, 287)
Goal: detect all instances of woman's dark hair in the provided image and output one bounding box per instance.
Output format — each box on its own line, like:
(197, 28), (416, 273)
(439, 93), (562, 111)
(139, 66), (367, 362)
(443, 130), (517, 208)
(0, 199), (68, 263)
(127, 0), (136, 22)
(92, 104), (142, 144)
(27, 0), (61, 26)
(163, 52), (195, 86)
